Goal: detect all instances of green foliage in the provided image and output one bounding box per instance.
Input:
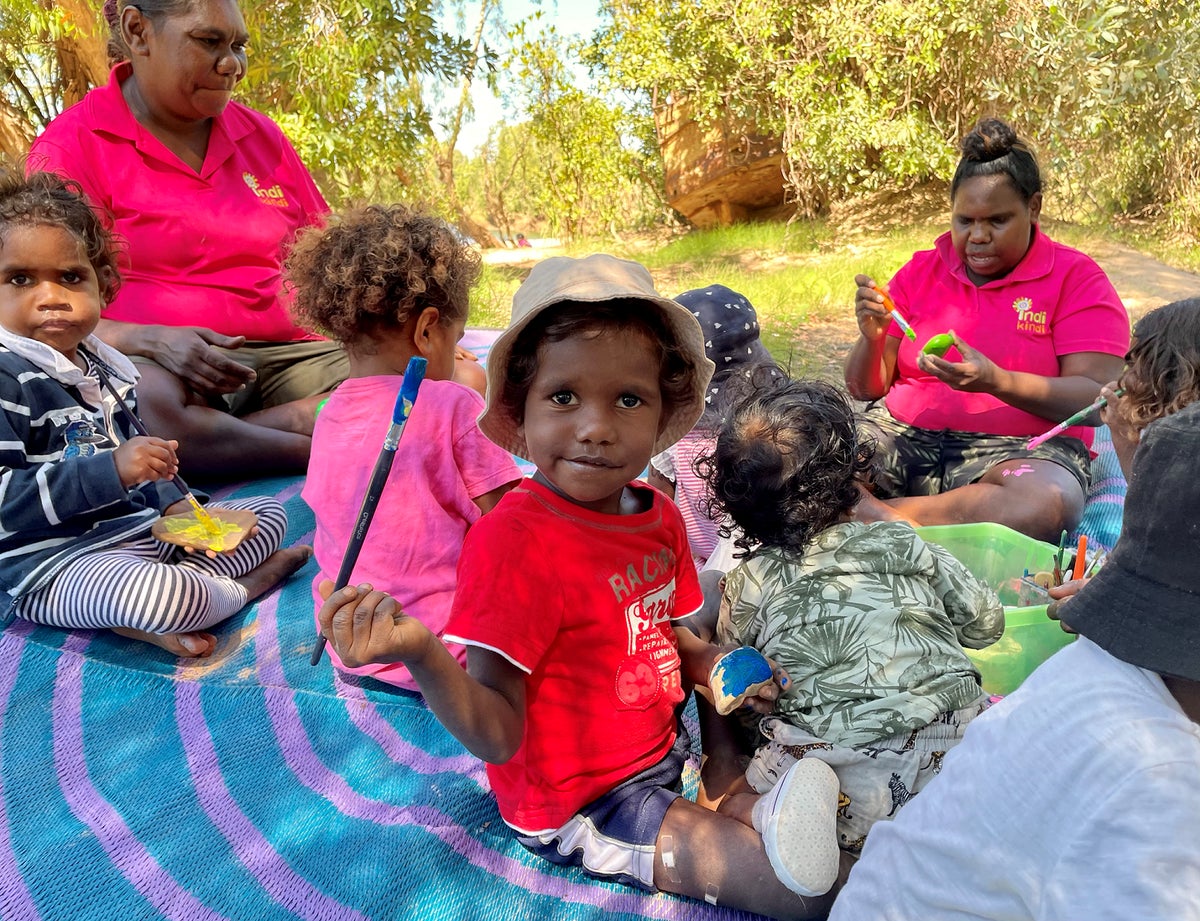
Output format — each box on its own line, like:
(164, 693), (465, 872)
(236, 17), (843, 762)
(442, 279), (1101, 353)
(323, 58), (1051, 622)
(241, 0), (482, 203)
(995, 1), (1200, 225)
(591, 0), (1010, 215)
(590, 0), (1200, 233)
(460, 119), (547, 241)
(0, 0), (484, 205)
(499, 23), (662, 240)
(0, 1), (78, 134)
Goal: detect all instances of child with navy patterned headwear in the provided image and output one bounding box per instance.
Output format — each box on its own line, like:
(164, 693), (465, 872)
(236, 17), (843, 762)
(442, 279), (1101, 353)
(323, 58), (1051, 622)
(647, 284), (782, 567)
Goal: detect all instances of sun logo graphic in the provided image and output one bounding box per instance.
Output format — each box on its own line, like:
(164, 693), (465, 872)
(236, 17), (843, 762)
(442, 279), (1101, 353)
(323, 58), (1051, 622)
(1013, 296), (1047, 334)
(242, 171), (290, 208)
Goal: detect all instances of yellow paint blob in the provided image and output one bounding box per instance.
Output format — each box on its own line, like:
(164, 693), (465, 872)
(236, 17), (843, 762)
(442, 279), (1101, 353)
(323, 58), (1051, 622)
(158, 514), (243, 551)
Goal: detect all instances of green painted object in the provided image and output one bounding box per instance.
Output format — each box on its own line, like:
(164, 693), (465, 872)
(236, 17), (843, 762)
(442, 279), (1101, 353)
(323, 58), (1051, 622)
(921, 332), (955, 357)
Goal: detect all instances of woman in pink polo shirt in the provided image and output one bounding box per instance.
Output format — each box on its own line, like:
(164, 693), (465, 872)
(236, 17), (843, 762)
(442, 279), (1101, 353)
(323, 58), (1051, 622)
(27, 0), (346, 479)
(845, 118), (1129, 542)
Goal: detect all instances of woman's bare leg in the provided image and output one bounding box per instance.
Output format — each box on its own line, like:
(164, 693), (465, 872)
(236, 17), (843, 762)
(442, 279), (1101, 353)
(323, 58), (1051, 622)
(134, 365), (315, 479)
(854, 458), (1084, 542)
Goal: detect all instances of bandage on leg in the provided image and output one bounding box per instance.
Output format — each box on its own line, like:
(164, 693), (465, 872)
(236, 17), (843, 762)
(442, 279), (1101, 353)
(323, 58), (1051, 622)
(751, 758), (840, 897)
(659, 834), (682, 884)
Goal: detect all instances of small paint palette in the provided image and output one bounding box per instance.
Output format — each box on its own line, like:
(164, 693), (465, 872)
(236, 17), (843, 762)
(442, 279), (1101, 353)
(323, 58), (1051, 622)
(151, 508), (258, 554)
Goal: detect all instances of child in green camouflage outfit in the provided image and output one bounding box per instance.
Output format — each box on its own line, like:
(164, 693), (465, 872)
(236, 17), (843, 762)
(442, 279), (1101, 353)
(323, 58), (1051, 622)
(700, 379), (1003, 856)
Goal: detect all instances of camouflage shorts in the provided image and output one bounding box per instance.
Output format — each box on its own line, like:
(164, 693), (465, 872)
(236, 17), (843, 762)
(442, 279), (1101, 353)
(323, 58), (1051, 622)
(745, 698), (990, 853)
(857, 404), (1092, 499)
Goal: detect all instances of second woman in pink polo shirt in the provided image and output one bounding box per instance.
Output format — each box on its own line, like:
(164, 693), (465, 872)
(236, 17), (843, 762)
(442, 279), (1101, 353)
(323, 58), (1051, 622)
(845, 118), (1129, 542)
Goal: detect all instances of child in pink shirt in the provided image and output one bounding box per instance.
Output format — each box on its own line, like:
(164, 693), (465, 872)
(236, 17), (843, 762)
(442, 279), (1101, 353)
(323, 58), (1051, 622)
(288, 205), (521, 690)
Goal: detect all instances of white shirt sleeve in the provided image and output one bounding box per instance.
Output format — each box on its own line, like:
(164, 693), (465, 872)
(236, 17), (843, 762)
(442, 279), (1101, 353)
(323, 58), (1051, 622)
(650, 447), (676, 483)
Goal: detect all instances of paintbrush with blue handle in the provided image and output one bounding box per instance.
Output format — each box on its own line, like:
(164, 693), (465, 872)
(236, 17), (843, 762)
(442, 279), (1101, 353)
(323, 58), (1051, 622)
(310, 356), (428, 666)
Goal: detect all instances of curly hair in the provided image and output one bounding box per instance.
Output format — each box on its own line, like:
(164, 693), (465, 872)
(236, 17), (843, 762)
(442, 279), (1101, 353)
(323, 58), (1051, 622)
(1120, 298), (1200, 429)
(496, 299), (696, 429)
(0, 172), (121, 302)
(950, 117), (1042, 204)
(698, 379), (875, 559)
(285, 204), (481, 351)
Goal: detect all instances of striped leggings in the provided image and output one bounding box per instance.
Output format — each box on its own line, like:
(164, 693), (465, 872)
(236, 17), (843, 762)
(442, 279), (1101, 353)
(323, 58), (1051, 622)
(16, 496), (288, 634)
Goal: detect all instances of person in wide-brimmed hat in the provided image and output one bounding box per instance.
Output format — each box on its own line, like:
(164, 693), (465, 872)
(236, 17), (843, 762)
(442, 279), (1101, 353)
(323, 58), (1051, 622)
(318, 254), (852, 918)
(829, 399), (1200, 921)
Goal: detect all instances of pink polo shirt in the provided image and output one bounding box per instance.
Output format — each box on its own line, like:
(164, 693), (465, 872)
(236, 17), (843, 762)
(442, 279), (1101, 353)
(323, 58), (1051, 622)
(303, 377), (521, 691)
(883, 228), (1129, 444)
(28, 63), (328, 342)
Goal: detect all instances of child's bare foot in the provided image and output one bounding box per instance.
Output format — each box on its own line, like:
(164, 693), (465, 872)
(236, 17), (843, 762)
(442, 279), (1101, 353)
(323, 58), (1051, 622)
(113, 626), (218, 657)
(236, 545), (313, 603)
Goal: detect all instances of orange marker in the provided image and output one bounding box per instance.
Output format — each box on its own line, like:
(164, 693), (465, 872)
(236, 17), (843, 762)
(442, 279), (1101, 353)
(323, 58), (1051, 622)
(1071, 534), (1088, 581)
(870, 284), (918, 341)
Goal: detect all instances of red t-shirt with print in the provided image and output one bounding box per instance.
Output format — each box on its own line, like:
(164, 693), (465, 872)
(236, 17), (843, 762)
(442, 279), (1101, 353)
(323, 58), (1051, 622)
(445, 478), (703, 834)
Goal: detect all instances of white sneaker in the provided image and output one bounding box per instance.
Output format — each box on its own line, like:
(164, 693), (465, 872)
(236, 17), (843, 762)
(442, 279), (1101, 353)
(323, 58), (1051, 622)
(751, 757), (840, 897)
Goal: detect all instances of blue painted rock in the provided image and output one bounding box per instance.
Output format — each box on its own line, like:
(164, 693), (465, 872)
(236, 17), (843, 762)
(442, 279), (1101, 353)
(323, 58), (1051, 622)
(709, 647), (775, 715)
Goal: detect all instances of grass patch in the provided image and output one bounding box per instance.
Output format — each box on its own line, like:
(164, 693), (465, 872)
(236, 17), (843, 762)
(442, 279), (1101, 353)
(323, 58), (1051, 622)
(469, 262), (523, 329)
(470, 222), (933, 338)
(468, 214), (1196, 379)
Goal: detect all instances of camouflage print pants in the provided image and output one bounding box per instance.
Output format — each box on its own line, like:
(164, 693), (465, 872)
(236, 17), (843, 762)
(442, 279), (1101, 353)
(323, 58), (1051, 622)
(858, 403), (1092, 498)
(744, 698), (990, 854)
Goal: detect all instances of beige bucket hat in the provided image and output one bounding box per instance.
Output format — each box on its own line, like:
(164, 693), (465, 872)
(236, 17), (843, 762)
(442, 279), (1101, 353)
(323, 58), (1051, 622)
(478, 254), (715, 463)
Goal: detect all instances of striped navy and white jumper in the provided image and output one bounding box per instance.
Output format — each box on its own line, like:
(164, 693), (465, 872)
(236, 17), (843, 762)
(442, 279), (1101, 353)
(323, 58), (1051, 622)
(0, 327), (287, 634)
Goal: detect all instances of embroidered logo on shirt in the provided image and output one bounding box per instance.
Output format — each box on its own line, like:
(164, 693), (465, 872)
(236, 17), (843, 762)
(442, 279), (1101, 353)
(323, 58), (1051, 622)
(1013, 297), (1048, 334)
(610, 572), (683, 710)
(614, 654), (662, 709)
(242, 171), (291, 209)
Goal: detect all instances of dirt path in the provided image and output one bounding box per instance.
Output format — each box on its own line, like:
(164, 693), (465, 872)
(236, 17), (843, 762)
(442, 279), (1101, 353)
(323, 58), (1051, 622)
(1085, 241), (1200, 320)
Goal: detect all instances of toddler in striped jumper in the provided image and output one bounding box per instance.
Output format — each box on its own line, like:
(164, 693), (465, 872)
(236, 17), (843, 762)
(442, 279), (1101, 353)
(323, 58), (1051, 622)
(0, 173), (309, 657)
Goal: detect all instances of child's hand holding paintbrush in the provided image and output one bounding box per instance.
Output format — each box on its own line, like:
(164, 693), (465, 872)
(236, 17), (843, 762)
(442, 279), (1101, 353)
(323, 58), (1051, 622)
(96, 366), (256, 555)
(112, 433), (182, 492)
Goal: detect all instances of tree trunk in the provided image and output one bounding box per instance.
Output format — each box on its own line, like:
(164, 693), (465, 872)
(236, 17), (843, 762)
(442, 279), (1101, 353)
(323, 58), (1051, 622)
(52, 0), (109, 106)
(432, 0), (503, 248)
(0, 100), (36, 166)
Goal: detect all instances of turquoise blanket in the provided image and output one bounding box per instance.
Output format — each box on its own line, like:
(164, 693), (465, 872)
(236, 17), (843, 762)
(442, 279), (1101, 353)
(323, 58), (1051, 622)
(0, 473), (752, 921)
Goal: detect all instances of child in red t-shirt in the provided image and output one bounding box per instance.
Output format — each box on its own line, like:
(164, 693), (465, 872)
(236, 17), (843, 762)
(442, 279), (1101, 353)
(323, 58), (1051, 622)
(317, 254), (845, 917)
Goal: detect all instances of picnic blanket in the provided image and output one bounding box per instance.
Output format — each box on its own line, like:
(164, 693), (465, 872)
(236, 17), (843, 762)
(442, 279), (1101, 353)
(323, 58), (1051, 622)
(0, 470), (758, 921)
(0, 328), (754, 921)
(0, 327), (1125, 920)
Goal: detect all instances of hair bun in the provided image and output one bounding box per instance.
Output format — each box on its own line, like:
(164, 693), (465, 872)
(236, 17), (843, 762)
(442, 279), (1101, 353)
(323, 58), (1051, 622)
(961, 117), (1018, 163)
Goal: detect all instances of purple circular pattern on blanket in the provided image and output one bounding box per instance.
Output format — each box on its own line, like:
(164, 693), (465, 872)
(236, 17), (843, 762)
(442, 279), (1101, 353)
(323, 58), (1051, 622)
(0, 466), (749, 921)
